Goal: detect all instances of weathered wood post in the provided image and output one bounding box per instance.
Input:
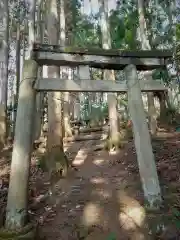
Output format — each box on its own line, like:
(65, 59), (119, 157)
(5, 60), (38, 231)
(124, 64), (162, 208)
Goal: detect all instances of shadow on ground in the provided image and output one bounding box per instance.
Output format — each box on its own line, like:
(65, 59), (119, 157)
(31, 132), (180, 240)
(1, 131), (180, 239)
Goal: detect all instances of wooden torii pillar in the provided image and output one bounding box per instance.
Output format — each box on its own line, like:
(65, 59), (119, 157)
(4, 45), (172, 232)
(125, 64), (162, 207)
(5, 60), (38, 234)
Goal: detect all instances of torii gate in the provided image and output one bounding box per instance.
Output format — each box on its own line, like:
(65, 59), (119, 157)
(5, 43), (172, 231)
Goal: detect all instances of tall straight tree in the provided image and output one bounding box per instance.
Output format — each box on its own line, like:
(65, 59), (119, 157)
(13, 0), (21, 135)
(135, 0), (162, 206)
(137, 0), (157, 135)
(33, 0), (45, 141)
(64, 0), (82, 133)
(47, 0), (68, 184)
(0, 0), (9, 146)
(99, 0), (120, 150)
(61, 0), (73, 137)
(27, 0), (36, 59)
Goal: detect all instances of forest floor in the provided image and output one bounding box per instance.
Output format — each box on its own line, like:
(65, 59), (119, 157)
(0, 127), (180, 239)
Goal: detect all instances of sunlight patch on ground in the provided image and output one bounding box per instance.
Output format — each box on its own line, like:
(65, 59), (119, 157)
(109, 149), (121, 155)
(118, 206), (145, 230)
(82, 202), (102, 226)
(116, 190), (145, 230)
(90, 177), (107, 184)
(93, 158), (105, 165)
(72, 149), (89, 166)
(0, 165), (9, 177)
(101, 133), (108, 140)
(94, 188), (112, 199)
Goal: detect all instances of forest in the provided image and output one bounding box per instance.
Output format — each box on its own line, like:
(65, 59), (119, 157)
(0, 0), (179, 239)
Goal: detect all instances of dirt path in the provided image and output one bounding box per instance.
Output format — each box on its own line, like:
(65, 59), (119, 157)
(1, 131), (180, 239)
(31, 132), (180, 240)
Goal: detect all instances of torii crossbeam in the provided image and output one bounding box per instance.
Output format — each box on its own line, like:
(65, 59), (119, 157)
(33, 43), (172, 71)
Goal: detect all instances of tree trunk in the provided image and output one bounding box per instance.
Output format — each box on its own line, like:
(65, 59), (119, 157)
(5, 60), (37, 230)
(34, 0), (45, 141)
(60, 0), (73, 137)
(137, 0), (157, 135)
(64, 91), (73, 137)
(73, 94), (80, 120)
(0, 0), (9, 147)
(147, 92), (157, 135)
(47, 0), (68, 184)
(69, 93), (74, 119)
(14, 12), (21, 135)
(99, 0), (119, 150)
(60, 69), (73, 138)
(158, 92), (167, 119)
(4, 0), (9, 140)
(27, 0), (36, 59)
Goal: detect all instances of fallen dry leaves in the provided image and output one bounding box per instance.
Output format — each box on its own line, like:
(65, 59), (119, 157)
(0, 130), (180, 239)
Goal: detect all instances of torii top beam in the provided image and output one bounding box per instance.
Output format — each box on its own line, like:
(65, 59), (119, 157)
(33, 43), (173, 71)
